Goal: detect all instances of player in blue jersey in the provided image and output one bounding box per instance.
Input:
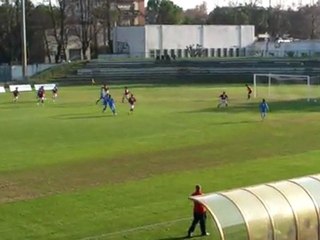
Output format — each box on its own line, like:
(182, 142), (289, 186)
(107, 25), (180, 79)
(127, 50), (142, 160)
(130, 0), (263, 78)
(96, 84), (109, 104)
(259, 99), (269, 120)
(102, 94), (117, 115)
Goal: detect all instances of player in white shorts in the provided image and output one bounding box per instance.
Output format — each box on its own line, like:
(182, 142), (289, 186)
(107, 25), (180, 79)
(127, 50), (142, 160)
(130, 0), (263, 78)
(217, 91), (228, 108)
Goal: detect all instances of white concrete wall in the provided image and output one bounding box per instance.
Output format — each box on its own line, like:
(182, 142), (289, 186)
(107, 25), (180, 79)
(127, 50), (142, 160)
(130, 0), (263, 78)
(239, 25), (255, 48)
(159, 25), (202, 49)
(113, 25), (255, 58)
(113, 26), (146, 57)
(203, 25), (237, 48)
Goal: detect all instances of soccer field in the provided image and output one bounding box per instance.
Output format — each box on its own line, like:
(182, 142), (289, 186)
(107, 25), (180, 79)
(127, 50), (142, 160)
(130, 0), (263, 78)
(1, 84), (320, 240)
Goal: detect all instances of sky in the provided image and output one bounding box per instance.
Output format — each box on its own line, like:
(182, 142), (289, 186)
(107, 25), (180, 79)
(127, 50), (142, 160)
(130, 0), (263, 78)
(33, 0), (315, 10)
(154, 0), (315, 11)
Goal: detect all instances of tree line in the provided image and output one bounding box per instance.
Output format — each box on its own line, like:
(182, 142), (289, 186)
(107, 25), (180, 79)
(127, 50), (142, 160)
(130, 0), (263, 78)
(0, 0), (139, 64)
(0, 0), (319, 64)
(147, 0), (320, 39)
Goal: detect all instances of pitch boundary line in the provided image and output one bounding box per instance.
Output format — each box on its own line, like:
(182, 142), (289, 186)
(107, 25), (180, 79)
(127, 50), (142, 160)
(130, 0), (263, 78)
(79, 217), (191, 240)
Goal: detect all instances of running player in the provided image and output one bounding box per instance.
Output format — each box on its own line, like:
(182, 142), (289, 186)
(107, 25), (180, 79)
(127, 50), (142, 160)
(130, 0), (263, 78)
(96, 84), (109, 104)
(122, 86), (130, 103)
(37, 86), (45, 105)
(102, 94), (117, 115)
(52, 85), (58, 102)
(217, 91), (228, 108)
(108, 95), (117, 115)
(128, 94), (137, 114)
(12, 87), (19, 102)
(246, 84), (252, 99)
(259, 99), (269, 120)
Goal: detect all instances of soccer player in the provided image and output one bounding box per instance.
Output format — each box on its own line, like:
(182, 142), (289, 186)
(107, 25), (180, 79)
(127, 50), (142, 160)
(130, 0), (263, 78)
(128, 93), (136, 114)
(259, 99), (269, 120)
(246, 84), (252, 99)
(122, 86), (130, 103)
(102, 94), (117, 115)
(217, 91), (228, 108)
(52, 85), (58, 102)
(96, 84), (109, 104)
(12, 87), (19, 102)
(37, 86), (45, 105)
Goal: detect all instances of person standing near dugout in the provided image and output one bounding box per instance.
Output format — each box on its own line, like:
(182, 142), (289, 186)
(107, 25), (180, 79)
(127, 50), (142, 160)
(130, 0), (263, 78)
(187, 185), (210, 238)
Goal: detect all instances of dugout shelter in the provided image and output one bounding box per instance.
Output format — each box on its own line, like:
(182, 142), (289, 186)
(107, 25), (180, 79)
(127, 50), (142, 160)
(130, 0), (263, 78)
(191, 174), (320, 240)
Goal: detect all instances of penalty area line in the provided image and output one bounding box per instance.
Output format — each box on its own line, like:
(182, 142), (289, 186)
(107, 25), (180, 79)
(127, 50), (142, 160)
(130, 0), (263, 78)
(79, 217), (191, 240)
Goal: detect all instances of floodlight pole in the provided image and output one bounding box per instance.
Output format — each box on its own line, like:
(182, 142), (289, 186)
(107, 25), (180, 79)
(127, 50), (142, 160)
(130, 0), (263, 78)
(21, 0), (28, 81)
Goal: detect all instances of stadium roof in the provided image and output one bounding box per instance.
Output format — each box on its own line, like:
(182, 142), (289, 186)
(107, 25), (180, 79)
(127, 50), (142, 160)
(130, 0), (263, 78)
(191, 174), (320, 240)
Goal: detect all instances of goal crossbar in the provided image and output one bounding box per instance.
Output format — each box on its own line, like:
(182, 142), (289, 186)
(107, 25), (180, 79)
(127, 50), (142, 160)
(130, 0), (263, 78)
(253, 73), (311, 98)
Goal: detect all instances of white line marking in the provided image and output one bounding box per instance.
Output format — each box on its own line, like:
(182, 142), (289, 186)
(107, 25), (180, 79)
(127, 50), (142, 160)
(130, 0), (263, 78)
(79, 217), (191, 240)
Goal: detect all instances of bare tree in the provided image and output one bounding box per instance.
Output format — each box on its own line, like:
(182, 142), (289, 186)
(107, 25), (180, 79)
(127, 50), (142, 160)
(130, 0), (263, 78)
(183, 1), (208, 24)
(48, 0), (68, 63)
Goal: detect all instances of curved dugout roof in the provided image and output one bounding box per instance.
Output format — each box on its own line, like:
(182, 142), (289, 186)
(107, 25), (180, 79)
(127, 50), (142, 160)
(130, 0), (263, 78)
(190, 174), (320, 240)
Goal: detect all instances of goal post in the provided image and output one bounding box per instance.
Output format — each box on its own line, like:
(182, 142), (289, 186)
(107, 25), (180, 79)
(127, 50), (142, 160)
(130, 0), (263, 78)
(253, 73), (312, 100)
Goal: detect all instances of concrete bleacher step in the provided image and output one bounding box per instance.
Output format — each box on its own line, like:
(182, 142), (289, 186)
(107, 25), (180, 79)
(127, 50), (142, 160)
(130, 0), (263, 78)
(50, 59), (320, 85)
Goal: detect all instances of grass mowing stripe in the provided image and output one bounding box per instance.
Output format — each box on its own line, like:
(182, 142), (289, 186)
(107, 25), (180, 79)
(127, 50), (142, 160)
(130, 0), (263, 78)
(79, 217), (191, 240)
(1, 85), (320, 239)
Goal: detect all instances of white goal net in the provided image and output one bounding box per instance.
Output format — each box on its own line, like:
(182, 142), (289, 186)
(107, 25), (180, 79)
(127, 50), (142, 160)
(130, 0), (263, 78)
(253, 74), (320, 100)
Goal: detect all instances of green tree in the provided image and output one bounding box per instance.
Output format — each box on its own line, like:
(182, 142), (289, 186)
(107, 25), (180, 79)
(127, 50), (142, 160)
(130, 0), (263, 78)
(207, 7), (237, 25)
(147, 0), (183, 24)
(0, 0), (36, 64)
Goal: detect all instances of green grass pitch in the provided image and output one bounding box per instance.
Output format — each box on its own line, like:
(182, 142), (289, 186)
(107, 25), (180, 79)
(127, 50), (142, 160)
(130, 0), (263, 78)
(0, 84), (320, 240)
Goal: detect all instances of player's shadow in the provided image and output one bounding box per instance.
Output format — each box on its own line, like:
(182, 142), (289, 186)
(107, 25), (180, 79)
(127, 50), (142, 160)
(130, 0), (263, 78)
(157, 234), (210, 240)
(185, 98), (320, 114)
(0, 100), (40, 108)
(52, 113), (114, 120)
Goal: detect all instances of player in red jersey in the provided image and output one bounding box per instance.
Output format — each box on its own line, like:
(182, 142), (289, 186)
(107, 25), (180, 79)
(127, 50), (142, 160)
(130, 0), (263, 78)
(128, 93), (136, 114)
(187, 185), (209, 238)
(122, 86), (130, 103)
(217, 91), (228, 108)
(246, 84), (252, 99)
(37, 86), (45, 105)
(12, 87), (19, 102)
